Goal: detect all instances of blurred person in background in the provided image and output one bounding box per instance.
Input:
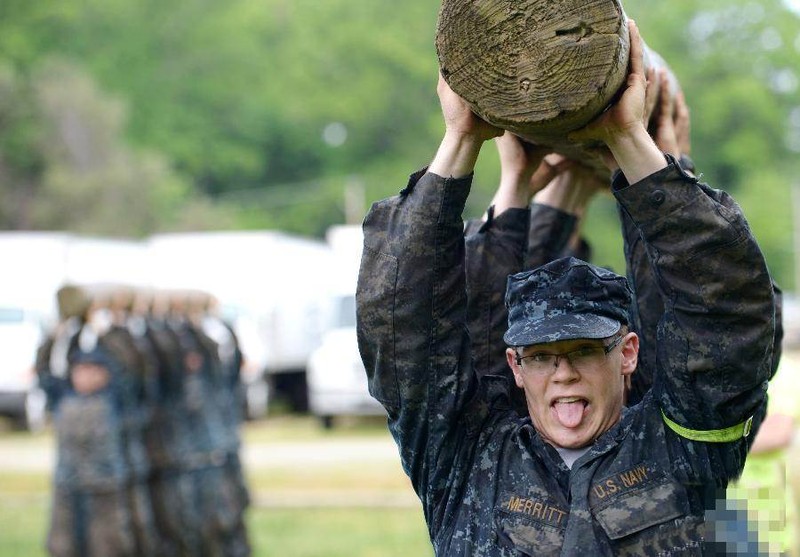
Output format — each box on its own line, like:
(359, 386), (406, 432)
(35, 285), (92, 412)
(44, 285), (137, 557)
(191, 290), (252, 557)
(140, 287), (190, 556)
(37, 284), (253, 557)
(102, 285), (162, 556)
(166, 290), (251, 557)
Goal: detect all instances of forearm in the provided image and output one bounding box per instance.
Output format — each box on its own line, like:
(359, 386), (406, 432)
(357, 171), (477, 504)
(748, 414), (794, 454)
(490, 182), (530, 216)
(615, 160), (774, 430)
(465, 208), (529, 380)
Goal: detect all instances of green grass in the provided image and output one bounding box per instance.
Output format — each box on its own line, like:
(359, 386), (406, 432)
(0, 489), (49, 557)
(242, 414), (391, 443)
(0, 416), (433, 557)
(0, 483), (432, 557)
(249, 508), (432, 557)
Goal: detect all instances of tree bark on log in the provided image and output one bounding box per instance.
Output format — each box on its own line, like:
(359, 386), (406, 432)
(435, 0), (675, 170)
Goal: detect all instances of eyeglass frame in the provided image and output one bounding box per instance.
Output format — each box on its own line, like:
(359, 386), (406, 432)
(514, 333), (625, 374)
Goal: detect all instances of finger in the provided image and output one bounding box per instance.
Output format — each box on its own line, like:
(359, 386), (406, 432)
(674, 90), (691, 154)
(675, 91), (690, 127)
(628, 20), (644, 79)
(530, 159), (560, 190)
(540, 155), (574, 177)
(658, 70), (674, 124)
(643, 66), (659, 123)
(544, 154), (572, 172)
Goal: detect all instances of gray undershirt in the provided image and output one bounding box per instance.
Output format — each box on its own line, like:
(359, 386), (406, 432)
(555, 446), (591, 469)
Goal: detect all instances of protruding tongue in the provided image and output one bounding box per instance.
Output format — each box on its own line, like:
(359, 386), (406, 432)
(554, 400), (585, 428)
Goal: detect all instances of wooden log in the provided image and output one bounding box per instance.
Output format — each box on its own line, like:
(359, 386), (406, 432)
(435, 0), (676, 168)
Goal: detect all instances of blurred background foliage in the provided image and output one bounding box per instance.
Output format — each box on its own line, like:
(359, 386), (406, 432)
(0, 0), (798, 288)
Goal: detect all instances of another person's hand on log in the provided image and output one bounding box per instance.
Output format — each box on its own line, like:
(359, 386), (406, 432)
(650, 71), (696, 177)
(488, 132), (572, 217)
(532, 160), (606, 219)
(569, 20), (667, 185)
(674, 88), (694, 176)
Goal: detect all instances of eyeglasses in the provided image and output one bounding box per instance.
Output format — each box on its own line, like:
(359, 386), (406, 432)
(514, 334), (624, 376)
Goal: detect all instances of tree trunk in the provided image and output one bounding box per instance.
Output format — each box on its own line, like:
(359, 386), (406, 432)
(435, 0), (674, 169)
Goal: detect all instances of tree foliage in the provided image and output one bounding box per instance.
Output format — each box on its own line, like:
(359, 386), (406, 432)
(0, 0), (797, 287)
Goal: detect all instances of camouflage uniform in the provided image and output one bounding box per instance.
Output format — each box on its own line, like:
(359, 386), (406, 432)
(620, 180), (785, 405)
(141, 314), (187, 557)
(35, 317), (82, 412)
(168, 314), (243, 557)
(37, 285), (93, 411)
(356, 158), (775, 555)
(201, 313), (252, 557)
(46, 343), (135, 557)
(110, 315), (162, 557)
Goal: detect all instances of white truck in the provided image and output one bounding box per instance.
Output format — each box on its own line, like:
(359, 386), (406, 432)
(306, 225), (385, 428)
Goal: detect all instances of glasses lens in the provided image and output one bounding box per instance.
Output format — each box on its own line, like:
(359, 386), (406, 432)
(519, 341), (614, 375)
(569, 346), (604, 370)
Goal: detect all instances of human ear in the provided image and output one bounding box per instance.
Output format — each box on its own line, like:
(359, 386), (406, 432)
(506, 348), (525, 388)
(620, 332), (639, 377)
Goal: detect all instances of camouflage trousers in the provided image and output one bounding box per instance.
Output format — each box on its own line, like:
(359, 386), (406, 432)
(47, 487), (135, 557)
(150, 465), (250, 557)
(188, 465), (251, 557)
(126, 479), (161, 557)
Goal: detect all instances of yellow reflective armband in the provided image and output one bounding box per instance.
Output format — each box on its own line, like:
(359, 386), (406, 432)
(660, 410), (753, 443)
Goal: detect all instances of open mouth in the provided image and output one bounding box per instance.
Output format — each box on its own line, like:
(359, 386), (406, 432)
(551, 397), (588, 429)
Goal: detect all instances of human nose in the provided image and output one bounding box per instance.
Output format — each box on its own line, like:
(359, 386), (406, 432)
(550, 354), (579, 380)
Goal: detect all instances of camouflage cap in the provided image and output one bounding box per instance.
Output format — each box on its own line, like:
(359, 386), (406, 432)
(503, 257), (632, 347)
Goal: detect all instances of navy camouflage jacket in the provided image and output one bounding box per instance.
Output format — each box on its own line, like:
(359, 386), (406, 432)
(356, 158), (775, 556)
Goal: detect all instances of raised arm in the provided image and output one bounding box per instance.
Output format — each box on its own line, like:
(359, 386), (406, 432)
(574, 21), (774, 480)
(357, 75), (500, 513)
(465, 134), (564, 382)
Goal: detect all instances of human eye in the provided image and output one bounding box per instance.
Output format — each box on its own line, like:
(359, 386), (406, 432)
(528, 352), (553, 364)
(571, 345), (602, 359)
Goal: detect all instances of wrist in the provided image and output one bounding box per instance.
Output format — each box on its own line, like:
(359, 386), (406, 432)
(606, 125), (668, 184)
(533, 171), (591, 215)
(429, 130), (486, 179)
(493, 177), (532, 212)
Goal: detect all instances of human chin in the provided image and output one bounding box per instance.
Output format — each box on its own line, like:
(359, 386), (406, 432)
(532, 407), (595, 450)
(545, 420), (596, 449)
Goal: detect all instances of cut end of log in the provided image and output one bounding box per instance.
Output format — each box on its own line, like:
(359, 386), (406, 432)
(436, 0), (630, 142)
